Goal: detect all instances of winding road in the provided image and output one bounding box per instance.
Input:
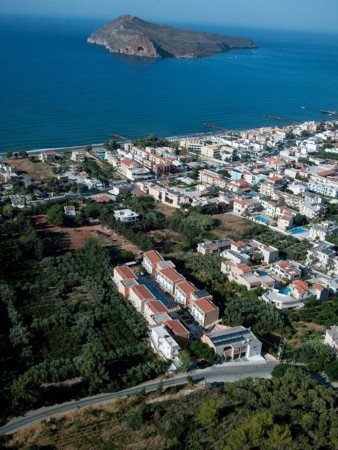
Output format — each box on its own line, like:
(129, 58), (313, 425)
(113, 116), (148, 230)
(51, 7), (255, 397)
(0, 361), (277, 436)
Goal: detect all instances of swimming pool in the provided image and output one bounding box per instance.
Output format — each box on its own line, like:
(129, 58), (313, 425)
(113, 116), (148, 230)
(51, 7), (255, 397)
(138, 277), (175, 308)
(289, 228), (307, 235)
(255, 215), (270, 224)
(279, 287), (292, 295)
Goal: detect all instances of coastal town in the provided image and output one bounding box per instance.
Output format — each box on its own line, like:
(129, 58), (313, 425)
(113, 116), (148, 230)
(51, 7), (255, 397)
(1, 118), (337, 373)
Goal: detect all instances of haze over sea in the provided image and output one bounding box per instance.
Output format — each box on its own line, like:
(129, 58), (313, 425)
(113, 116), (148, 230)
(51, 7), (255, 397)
(1, 14), (338, 152)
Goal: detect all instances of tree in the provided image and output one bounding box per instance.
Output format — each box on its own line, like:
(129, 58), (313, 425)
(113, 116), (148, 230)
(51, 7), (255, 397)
(197, 399), (219, 426)
(324, 360), (338, 381)
(19, 150), (28, 158)
(189, 341), (216, 364)
(293, 213), (308, 226)
(243, 207), (250, 218)
(47, 204), (65, 227)
(179, 350), (192, 372)
(295, 341), (336, 372)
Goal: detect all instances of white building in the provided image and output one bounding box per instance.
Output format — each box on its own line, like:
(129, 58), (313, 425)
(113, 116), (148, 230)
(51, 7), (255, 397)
(324, 325), (338, 355)
(262, 290), (304, 310)
(150, 325), (181, 360)
(114, 209), (139, 223)
(309, 221), (338, 242)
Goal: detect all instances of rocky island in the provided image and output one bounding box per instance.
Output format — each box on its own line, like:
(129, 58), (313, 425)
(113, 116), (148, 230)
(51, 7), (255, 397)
(87, 15), (258, 59)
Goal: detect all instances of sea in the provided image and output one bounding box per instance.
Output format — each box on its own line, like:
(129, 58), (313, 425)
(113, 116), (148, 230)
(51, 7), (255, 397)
(1, 14), (338, 153)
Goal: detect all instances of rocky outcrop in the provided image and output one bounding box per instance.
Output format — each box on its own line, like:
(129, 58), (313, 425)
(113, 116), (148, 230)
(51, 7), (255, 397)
(87, 15), (258, 59)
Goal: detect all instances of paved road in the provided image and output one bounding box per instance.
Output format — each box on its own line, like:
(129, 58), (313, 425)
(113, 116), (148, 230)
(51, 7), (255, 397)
(0, 361), (277, 436)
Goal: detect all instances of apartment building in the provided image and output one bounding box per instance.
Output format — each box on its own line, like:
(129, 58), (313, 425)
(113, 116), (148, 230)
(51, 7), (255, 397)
(174, 280), (198, 307)
(142, 250), (164, 276)
(129, 284), (156, 313)
(271, 260), (302, 281)
(151, 325), (181, 360)
(155, 267), (185, 295)
(189, 298), (219, 328)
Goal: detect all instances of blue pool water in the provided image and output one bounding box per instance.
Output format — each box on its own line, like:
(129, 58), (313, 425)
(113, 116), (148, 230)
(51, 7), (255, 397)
(289, 228), (307, 235)
(0, 15), (338, 152)
(138, 277), (175, 309)
(280, 287), (293, 295)
(256, 216), (270, 224)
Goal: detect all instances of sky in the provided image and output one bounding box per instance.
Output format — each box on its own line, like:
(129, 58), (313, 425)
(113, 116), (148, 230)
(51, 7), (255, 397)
(1, 0), (338, 33)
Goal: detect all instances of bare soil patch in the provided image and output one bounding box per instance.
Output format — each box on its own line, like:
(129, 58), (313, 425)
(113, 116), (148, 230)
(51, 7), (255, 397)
(33, 215), (142, 256)
(156, 202), (177, 218)
(4, 158), (57, 181)
(213, 212), (252, 238)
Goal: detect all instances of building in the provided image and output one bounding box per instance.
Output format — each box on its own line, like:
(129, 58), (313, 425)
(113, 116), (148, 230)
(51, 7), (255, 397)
(262, 289), (304, 310)
(113, 265), (138, 285)
(271, 260), (302, 281)
(189, 298), (219, 328)
(199, 169), (227, 189)
(222, 262), (274, 291)
(39, 150), (60, 163)
(309, 221), (338, 242)
(277, 214), (294, 231)
(309, 176), (338, 198)
(200, 144), (222, 159)
(114, 209), (139, 223)
(64, 205), (76, 217)
(306, 243), (336, 272)
(174, 280), (198, 307)
(197, 238), (233, 255)
(249, 240), (279, 263)
(129, 284), (156, 313)
(163, 319), (190, 346)
(71, 150), (87, 162)
(156, 267), (185, 295)
(150, 325), (181, 360)
(202, 325), (262, 362)
(144, 300), (169, 323)
(324, 325), (338, 355)
(118, 159), (152, 181)
(142, 250), (165, 276)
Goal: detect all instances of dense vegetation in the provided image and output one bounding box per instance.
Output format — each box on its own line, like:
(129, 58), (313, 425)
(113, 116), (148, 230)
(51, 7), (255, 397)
(0, 211), (165, 423)
(287, 296), (338, 328)
(4, 367), (338, 450)
(168, 210), (218, 249)
(133, 135), (176, 149)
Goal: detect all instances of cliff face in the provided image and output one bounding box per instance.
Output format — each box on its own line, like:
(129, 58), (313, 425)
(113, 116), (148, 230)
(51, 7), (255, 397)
(87, 15), (258, 59)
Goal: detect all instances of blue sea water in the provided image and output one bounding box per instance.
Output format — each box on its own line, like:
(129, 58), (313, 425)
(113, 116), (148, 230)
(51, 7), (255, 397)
(1, 14), (338, 152)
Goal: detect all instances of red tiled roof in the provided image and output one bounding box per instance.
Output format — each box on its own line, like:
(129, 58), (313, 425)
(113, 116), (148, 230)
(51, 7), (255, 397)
(317, 169), (336, 177)
(143, 250), (164, 266)
(115, 265), (137, 280)
(95, 195), (111, 203)
(175, 280), (197, 296)
(194, 298), (219, 314)
(163, 319), (189, 337)
(292, 280), (309, 293)
(236, 263), (252, 274)
(121, 158), (137, 167)
(233, 241), (246, 248)
(158, 267), (185, 283)
(146, 301), (168, 315)
(130, 284), (155, 300)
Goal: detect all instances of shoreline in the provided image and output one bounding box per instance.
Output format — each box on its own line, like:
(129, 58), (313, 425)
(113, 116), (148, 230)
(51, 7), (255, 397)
(0, 117), (334, 157)
(0, 131), (225, 156)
